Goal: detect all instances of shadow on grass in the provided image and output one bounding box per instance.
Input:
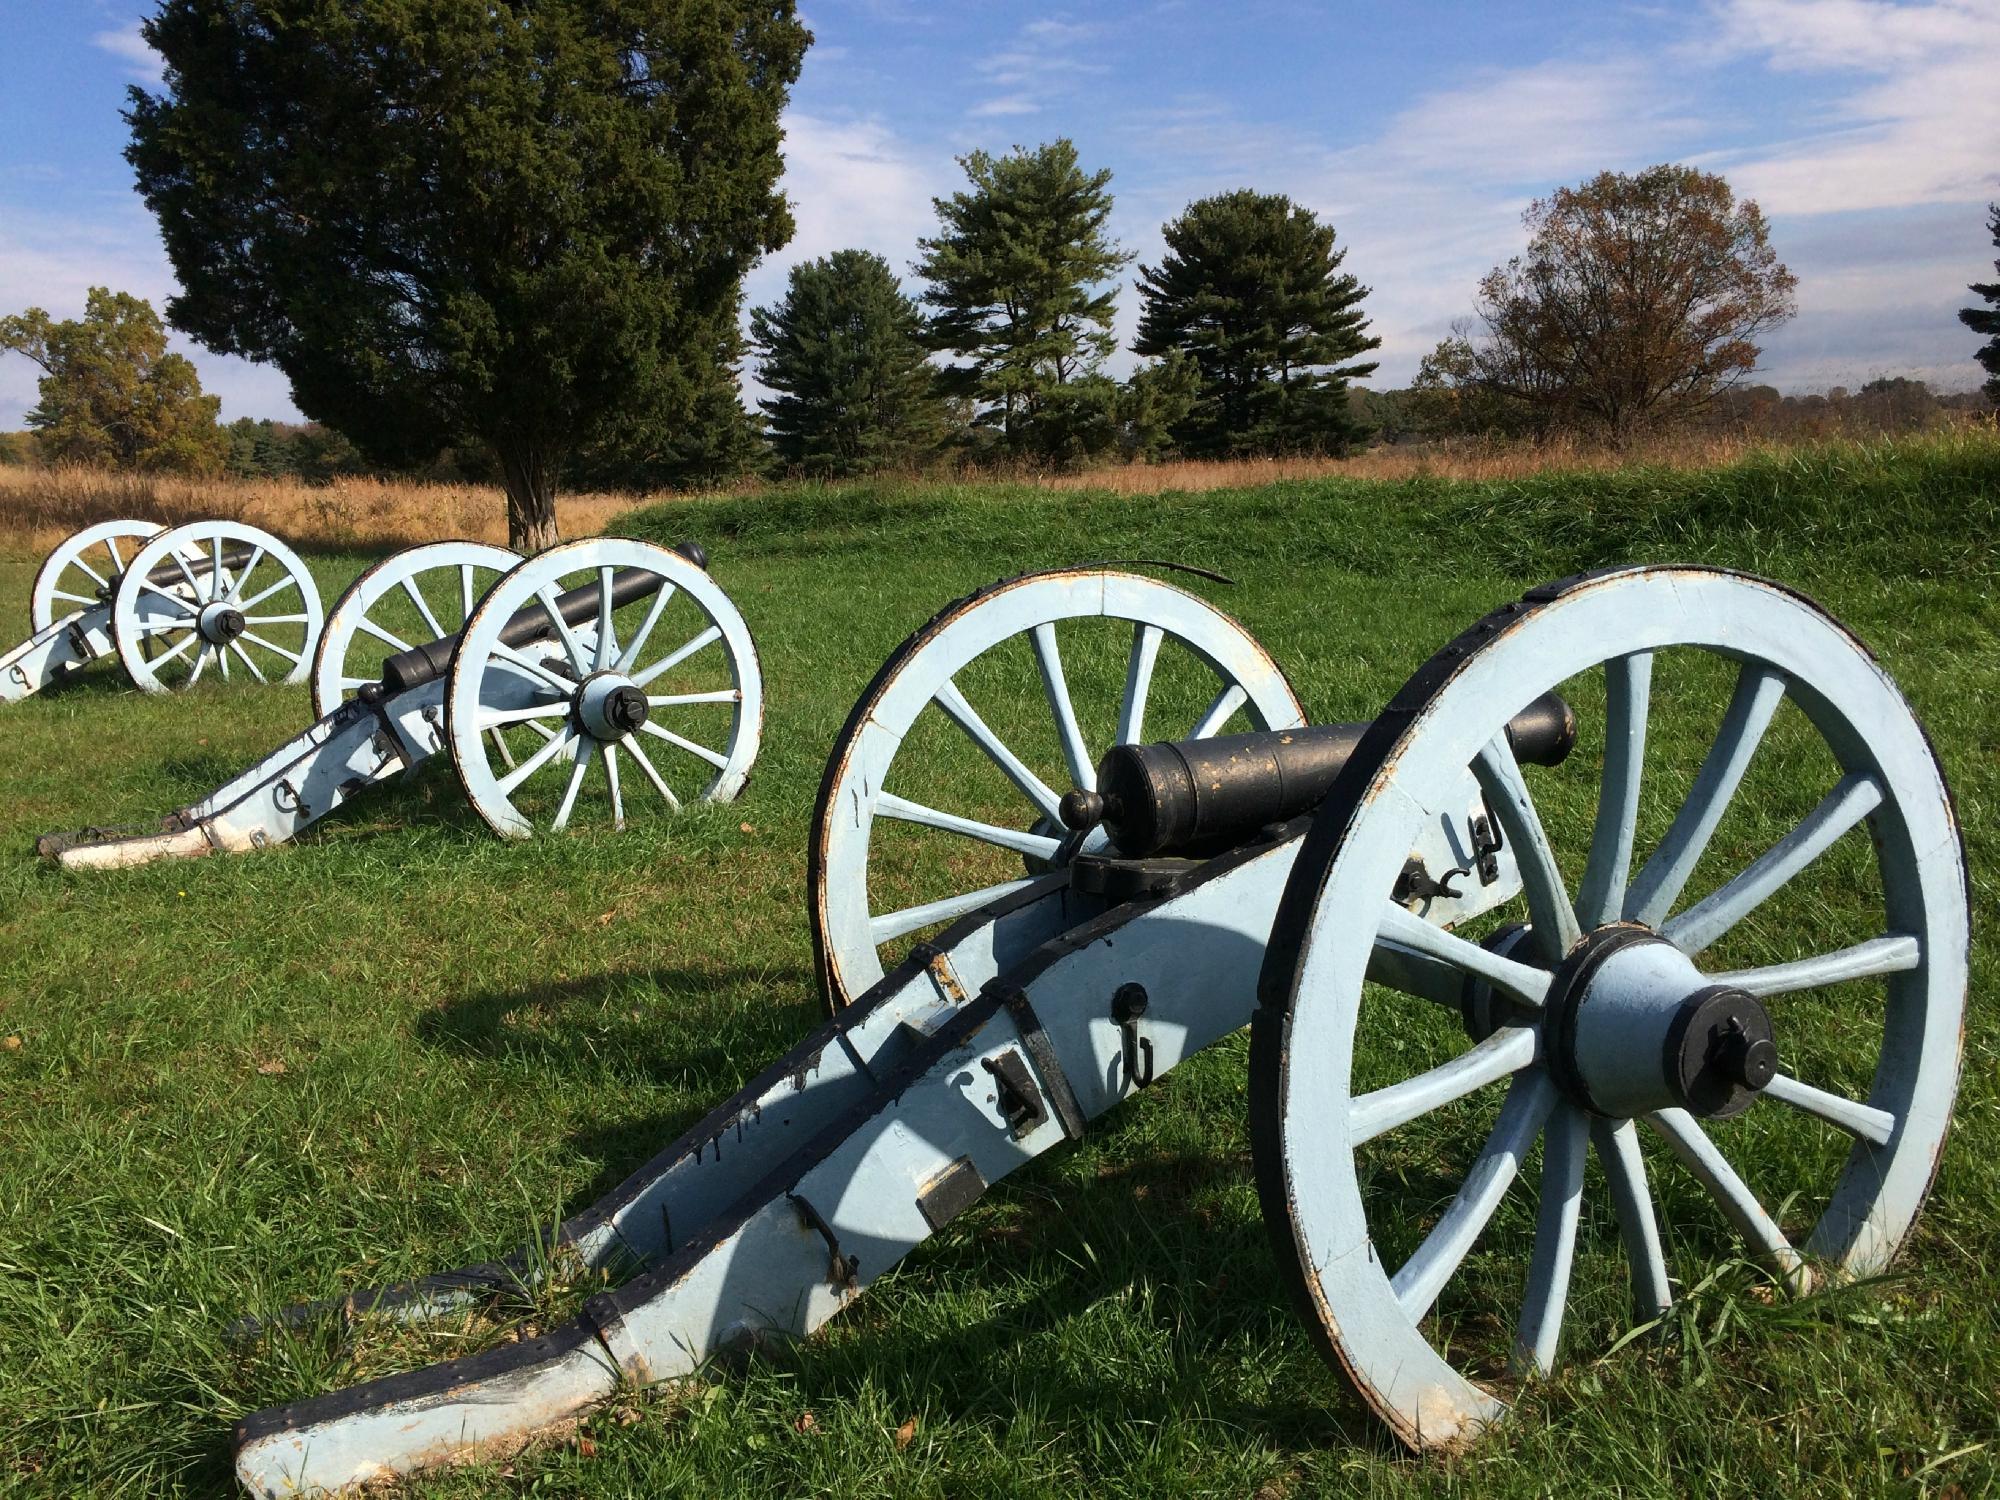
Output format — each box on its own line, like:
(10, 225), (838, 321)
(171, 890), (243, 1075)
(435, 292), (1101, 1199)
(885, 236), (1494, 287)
(418, 963), (816, 1206)
(755, 1144), (1388, 1463)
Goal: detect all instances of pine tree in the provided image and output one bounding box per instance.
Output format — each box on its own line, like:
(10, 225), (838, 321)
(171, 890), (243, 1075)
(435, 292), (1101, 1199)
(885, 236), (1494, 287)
(1962, 204), (2000, 404)
(128, 1), (808, 547)
(914, 140), (1130, 463)
(750, 250), (947, 475)
(1134, 191), (1379, 457)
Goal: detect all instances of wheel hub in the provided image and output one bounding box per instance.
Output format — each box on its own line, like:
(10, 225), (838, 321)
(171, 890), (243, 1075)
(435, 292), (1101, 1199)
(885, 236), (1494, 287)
(575, 672), (648, 742)
(1540, 924), (1778, 1119)
(197, 602), (247, 645)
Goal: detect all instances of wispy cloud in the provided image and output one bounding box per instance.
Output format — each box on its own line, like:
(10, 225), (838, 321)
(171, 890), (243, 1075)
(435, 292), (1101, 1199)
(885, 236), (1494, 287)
(91, 22), (163, 86)
(1700, 0), (2000, 214)
(968, 95), (1039, 119)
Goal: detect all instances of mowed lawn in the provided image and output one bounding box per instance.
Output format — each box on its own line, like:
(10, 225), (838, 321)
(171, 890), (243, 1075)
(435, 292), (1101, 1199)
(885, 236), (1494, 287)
(0, 435), (1996, 1497)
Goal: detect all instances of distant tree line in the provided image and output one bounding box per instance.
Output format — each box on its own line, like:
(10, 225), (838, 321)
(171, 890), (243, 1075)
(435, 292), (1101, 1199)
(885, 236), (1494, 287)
(2, 0), (1995, 546)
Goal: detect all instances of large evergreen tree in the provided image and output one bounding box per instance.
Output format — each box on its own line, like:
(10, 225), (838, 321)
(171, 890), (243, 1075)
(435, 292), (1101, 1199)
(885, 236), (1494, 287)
(0, 287), (225, 473)
(750, 250), (947, 475)
(1134, 190), (1379, 456)
(1962, 204), (2000, 404)
(126, 1), (809, 548)
(914, 140), (1130, 464)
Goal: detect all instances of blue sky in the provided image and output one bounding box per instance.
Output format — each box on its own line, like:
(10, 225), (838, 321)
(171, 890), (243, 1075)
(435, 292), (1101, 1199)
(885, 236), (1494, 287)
(3, 0), (1996, 429)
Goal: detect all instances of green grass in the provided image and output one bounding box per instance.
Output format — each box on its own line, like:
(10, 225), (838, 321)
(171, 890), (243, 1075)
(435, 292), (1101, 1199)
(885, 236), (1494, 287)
(0, 431), (1996, 1496)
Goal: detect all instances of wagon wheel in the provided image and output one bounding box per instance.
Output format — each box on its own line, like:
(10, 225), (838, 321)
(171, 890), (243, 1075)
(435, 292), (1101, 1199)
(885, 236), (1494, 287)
(444, 537), (762, 838)
(311, 540), (521, 717)
(810, 567), (1306, 1010)
(30, 519), (167, 634)
(1251, 566), (1967, 1449)
(111, 520), (324, 693)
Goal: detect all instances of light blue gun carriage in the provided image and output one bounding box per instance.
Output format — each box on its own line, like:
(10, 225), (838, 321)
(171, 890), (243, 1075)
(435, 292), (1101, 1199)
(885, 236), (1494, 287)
(229, 563), (1967, 1495)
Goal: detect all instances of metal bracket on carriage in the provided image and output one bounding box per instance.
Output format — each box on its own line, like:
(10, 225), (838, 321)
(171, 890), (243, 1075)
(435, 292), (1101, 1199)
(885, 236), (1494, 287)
(37, 537), (753, 869)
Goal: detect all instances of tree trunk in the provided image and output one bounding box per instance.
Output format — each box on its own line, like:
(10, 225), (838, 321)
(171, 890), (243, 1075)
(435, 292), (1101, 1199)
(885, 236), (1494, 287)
(495, 441), (560, 553)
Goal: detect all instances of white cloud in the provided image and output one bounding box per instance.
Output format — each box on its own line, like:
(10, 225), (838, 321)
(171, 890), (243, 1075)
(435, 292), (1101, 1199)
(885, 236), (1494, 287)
(0, 203), (302, 427)
(969, 95), (1040, 119)
(738, 109), (949, 402)
(1703, 0), (2000, 213)
(91, 22), (164, 86)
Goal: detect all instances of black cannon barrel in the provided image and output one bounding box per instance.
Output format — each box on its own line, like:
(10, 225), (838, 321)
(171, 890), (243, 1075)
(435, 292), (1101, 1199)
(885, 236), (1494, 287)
(1060, 690), (1576, 857)
(374, 540), (707, 697)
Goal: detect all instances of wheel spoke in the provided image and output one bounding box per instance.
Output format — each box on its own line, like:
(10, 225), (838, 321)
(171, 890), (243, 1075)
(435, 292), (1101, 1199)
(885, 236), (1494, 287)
(1591, 1117), (1672, 1318)
(1378, 901), (1551, 1008)
(491, 642), (578, 694)
(645, 689), (740, 706)
(1365, 937), (1475, 1011)
(1349, 1025), (1538, 1146)
(73, 556), (108, 589)
(217, 637), (231, 680)
(638, 722), (729, 770)
(1474, 734), (1581, 962)
(356, 617), (416, 654)
(1645, 1107), (1810, 1294)
(549, 740), (598, 832)
(52, 588), (96, 606)
(1188, 682), (1247, 740)
(223, 546), (266, 603)
(594, 566), (617, 670)
(211, 536), (229, 604)
(237, 574), (295, 611)
(1761, 1073), (1896, 1146)
(139, 579), (197, 615)
(1514, 1102), (1588, 1375)
(616, 578), (677, 673)
(187, 643), (211, 685)
(875, 791), (1064, 861)
(604, 741), (625, 829)
(460, 564), (477, 619)
(1030, 621), (1094, 792)
(1707, 933), (1920, 996)
(245, 613), (312, 625)
(869, 877), (1041, 945)
(400, 577), (447, 641)
(496, 725), (578, 796)
(478, 702), (569, 730)
(933, 678), (1065, 824)
(1663, 772), (1884, 956)
(148, 631), (199, 668)
(618, 732), (680, 810)
(1116, 622), (1163, 746)
(536, 588), (592, 674)
(1576, 652), (1652, 928)
(1626, 664), (1787, 927)
(632, 624), (722, 688)
(239, 631), (303, 664)
(105, 537), (126, 572)
(171, 550), (207, 602)
(1393, 1072), (1557, 1319)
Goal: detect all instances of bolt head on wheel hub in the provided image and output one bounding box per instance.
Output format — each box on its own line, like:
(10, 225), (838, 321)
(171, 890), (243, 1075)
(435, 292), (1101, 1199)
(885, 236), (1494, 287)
(575, 673), (648, 741)
(198, 602), (247, 645)
(1542, 924), (1778, 1120)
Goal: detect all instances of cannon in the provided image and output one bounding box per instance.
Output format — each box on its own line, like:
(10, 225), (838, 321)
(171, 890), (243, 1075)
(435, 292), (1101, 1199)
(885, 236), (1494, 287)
(1, 518), (322, 702)
(229, 563), (1966, 1495)
(38, 536), (763, 866)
